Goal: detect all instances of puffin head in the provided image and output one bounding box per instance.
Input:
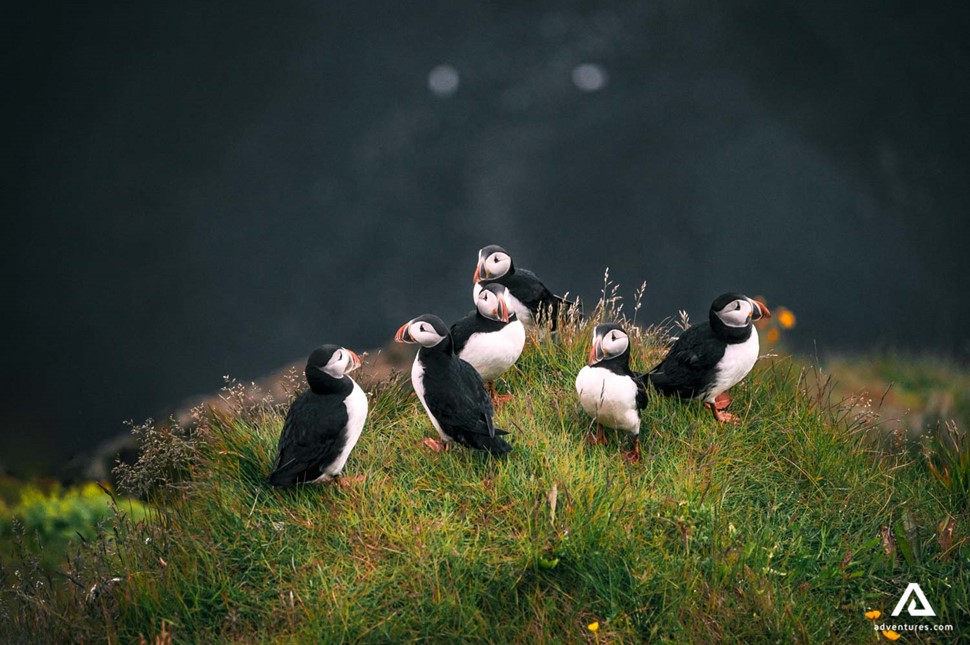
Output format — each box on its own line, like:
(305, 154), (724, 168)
(710, 293), (771, 328)
(475, 283), (511, 322)
(588, 323), (631, 366)
(394, 314), (451, 349)
(473, 244), (513, 283)
(305, 344), (362, 393)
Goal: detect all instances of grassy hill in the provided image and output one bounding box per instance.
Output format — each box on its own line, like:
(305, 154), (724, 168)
(2, 302), (967, 642)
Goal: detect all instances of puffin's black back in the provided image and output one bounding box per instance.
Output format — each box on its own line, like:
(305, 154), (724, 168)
(643, 294), (760, 398)
(494, 268), (571, 328)
(267, 346), (355, 486)
(267, 389), (351, 486)
(418, 339), (512, 455)
(491, 269), (551, 311)
(478, 251), (571, 330)
(643, 322), (726, 399)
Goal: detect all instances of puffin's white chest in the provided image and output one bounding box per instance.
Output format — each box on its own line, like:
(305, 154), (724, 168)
(458, 321), (526, 382)
(322, 380), (368, 476)
(575, 366), (641, 434)
(411, 356), (450, 441)
(473, 283), (535, 328)
(706, 329), (760, 401)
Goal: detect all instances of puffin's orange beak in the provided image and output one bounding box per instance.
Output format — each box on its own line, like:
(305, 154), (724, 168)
(394, 322), (414, 343)
(346, 349), (362, 372)
(588, 335), (605, 365)
(752, 300), (771, 321)
(496, 297), (509, 322)
(473, 257), (485, 283)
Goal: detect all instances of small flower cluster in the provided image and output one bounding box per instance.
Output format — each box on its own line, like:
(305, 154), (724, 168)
(754, 300), (796, 345)
(864, 610), (901, 641)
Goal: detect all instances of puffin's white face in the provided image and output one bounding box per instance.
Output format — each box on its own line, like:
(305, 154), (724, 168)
(396, 319), (447, 348)
(321, 347), (362, 378)
(476, 287), (510, 322)
(714, 298), (757, 327)
(476, 250), (512, 281)
(601, 328), (629, 357)
(589, 325), (629, 364)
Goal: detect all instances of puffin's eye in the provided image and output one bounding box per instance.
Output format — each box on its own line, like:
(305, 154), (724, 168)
(735, 303), (741, 310)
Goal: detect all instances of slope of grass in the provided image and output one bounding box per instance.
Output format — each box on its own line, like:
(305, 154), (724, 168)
(2, 306), (968, 642)
(824, 354), (970, 440)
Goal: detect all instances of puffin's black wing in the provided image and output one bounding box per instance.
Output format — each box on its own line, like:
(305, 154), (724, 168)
(267, 392), (348, 486)
(501, 269), (554, 313)
(423, 358), (494, 437)
(423, 358), (511, 454)
(643, 322), (725, 399)
(502, 268), (574, 330)
(450, 310), (480, 355)
(498, 269), (556, 315)
(630, 369), (649, 410)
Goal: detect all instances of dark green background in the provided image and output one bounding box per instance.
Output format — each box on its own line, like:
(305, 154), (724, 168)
(4, 0), (969, 474)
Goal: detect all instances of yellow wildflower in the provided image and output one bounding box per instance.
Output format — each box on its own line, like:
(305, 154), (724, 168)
(882, 629), (901, 641)
(588, 622), (599, 632)
(765, 328), (781, 344)
(865, 610), (881, 620)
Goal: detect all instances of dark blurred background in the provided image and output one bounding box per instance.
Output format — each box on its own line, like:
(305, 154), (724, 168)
(4, 1), (969, 476)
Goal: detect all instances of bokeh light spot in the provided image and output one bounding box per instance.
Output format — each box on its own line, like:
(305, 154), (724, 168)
(572, 63), (608, 92)
(428, 64), (460, 97)
(777, 308), (797, 330)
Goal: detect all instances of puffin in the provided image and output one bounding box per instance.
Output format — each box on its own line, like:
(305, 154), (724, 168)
(575, 323), (647, 462)
(267, 345), (368, 486)
(472, 244), (570, 330)
(395, 314), (512, 455)
(451, 283), (526, 404)
(644, 293), (771, 423)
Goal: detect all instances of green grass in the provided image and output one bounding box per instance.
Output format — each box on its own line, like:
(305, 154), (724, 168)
(2, 311), (968, 642)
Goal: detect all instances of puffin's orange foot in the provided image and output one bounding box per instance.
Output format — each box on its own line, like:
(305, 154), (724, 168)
(713, 392), (732, 411)
(623, 438), (641, 463)
(706, 392), (738, 422)
(487, 382), (513, 406)
(421, 437), (449, 452)
(335, 474), (367, 488)
(708, 407), (739, 424)
(586, 425), (608, 446)
(491, 392), (514, 406)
